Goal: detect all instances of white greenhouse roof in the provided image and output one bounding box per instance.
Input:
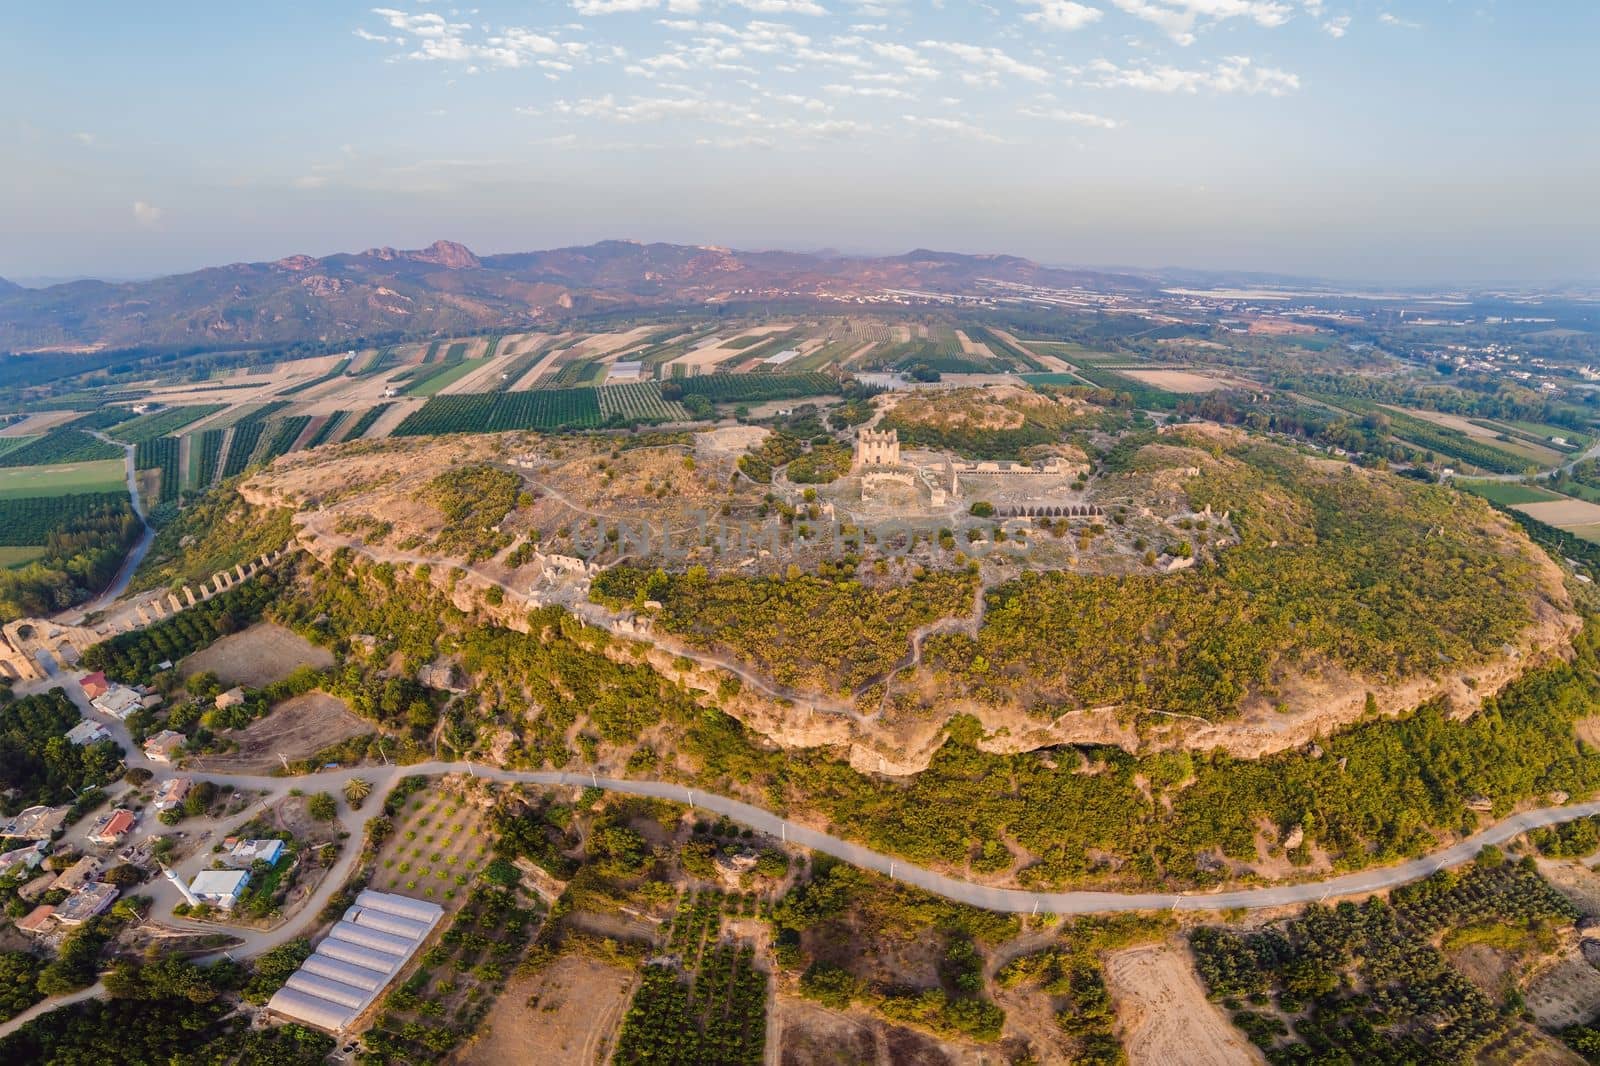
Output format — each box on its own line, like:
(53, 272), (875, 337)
(267, 889), (443, 1032)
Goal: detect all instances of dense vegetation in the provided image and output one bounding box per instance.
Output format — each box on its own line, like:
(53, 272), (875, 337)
(614, 890), (767, 1065)
(1192, 857), (1575, 1064)
(134, 436), (181, 502)
(928, 434), (1546, 720)
(592, 564), (977, 693)
(0, 429), (121, 468)
(0, 493), (140, 620)
(421, 464), (523, 561)
(128, 488), (292, 595)
(0, 688), (123, 813)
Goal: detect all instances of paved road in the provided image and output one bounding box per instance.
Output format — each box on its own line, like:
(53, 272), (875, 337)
(13, 690), (1600, 1035)
(66, 433), (154, 619)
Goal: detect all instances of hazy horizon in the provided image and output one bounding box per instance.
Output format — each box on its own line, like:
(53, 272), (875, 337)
(5, 1), (1597, 285)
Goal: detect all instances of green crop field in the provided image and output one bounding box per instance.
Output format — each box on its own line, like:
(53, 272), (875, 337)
(392, 388), (603, 436)
(110, 404), (227, 444)
(0, 459), (126, 500)
(1455, 480), (1566, 506)
(404, 357), (482, 397)
(0, 546), (46, 568)
(0, 436), (39, 460)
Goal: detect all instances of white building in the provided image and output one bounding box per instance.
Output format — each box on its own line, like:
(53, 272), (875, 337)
(224, 838), (286, 868)
(190, 868), (251, 909)
(91, 685), (142, 720)
(65, 720), (111, 746)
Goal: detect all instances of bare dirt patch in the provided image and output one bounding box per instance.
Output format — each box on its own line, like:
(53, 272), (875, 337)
(1526, 941), (1600, 1029)
(1120, 369), (1234, 393)
(456, 956), (635, 1066)
(187, 691), (368, 774)
(1519, 499), (1600, 528)
(179, 621), (334, 687)
(773, 995), (1002, 1066)
(0, 410), (80, 436)
(1105, 941), (1265, 1066)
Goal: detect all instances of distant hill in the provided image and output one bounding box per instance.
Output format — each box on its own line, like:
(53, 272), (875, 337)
(0, 239), (1155, 352)
(0, 276), (19, 294)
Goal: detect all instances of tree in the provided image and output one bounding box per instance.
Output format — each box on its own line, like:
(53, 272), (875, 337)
(343, 777), (372, 809)
(307, 792), (337, 822)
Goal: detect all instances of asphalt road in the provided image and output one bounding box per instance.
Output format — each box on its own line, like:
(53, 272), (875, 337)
(11, 671), (1600, 1036)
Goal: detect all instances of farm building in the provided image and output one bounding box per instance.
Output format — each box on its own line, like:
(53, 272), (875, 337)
(267, 889), (443, 1033)
(215, 687), (246, 710)
(190, 868), (251, 909)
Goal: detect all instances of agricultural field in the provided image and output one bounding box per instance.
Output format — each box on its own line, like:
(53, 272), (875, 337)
(134, 436), (181, 503)
(596, 382), (693, 423)
(0, 459), (125, 500)
(109, 403), (227, 443)
(0, 429), (121, 468)
(0, 546), (46, 568)
(613, 889), (768, 1066)
(343, 404), (393, 441)
(392, 389), (604, 436)
(678, 372), (838, 404)
(1455, 480), (1565, 507)
(190, 428), (225, 488)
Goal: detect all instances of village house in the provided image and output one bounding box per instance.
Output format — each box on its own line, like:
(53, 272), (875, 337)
(92, 684), (143, 720)
(78, 671), (109, 700)
(215, 687), (247, 711)
(0, 804), (68, 840)
(223, 838), (287, 869)
(0, 841), (47, 878)
(190, 868), (251, 909)
(15, 904), (56, 934)
(87, 809), (136, 847)
(52, 855), (101, 892)
(144, 729), (186, 763)
(55, 882), (118, 924)
(153, 777), (192, 813)
(18, 871), (56, 901)
(64, 719), (111, 746)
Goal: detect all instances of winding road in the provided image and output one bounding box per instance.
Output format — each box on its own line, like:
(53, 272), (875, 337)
(10, 662), (1600, 1037)
(65, 433), (154, 619)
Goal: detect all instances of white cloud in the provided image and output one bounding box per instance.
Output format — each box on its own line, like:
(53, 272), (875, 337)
(902, 115), (1008, 142)
(1321, 14), (1349, 36)
(71, 132), (94, 146)
(919, 40), (1053, 84)
(1087, 55), (1299, 94)
(132, 201), (163, 227)
(1378, 12), (1420, 28)
(369, 8), (575, 69)
(1107, 0), (1293, 46)
(1022, 1), (1105, 31)
(1018, 104), (1120, 128)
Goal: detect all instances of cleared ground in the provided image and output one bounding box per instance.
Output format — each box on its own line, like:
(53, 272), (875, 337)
(179, 621), (334, 687)
(1517, 499), (1600, 528)
(1105, 942), (1265, 1066)
(456, 956), (635, 1066)
(0, 411), (80, 436)
(773, 996), (998, 1065)
(1120, 369), (1233, 393)
(0, 460), (126, 499)
(0, 546), (46, 568)
(186, 691), (368, 774)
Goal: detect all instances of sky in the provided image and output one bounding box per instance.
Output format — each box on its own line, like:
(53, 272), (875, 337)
(2, 1), (1597, 284)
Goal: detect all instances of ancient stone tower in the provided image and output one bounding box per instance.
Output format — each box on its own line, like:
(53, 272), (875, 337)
(854, 428), (900, 471)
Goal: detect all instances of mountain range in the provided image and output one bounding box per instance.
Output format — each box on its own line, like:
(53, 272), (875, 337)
(0, 240), (1155, 353)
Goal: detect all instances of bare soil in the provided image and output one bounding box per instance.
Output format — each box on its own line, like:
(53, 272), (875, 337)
(456, 955), (636, 1066)
(187, 691), (368, 774)
(369, 781), (491, 917)
(179, 621), (334, 687)
(1105, 941), (1265, 1066)
(1120, 369), (1233, 394)
(1518, 499), (1600, 528)
(773, 995), (1008, 1066)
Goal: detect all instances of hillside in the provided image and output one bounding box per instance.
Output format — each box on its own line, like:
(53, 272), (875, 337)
(0, 239), (1155, 352)
(0, 276), (18, 294)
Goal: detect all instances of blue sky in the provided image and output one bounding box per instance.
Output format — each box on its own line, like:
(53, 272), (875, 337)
(2, 1), (1596, 283)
